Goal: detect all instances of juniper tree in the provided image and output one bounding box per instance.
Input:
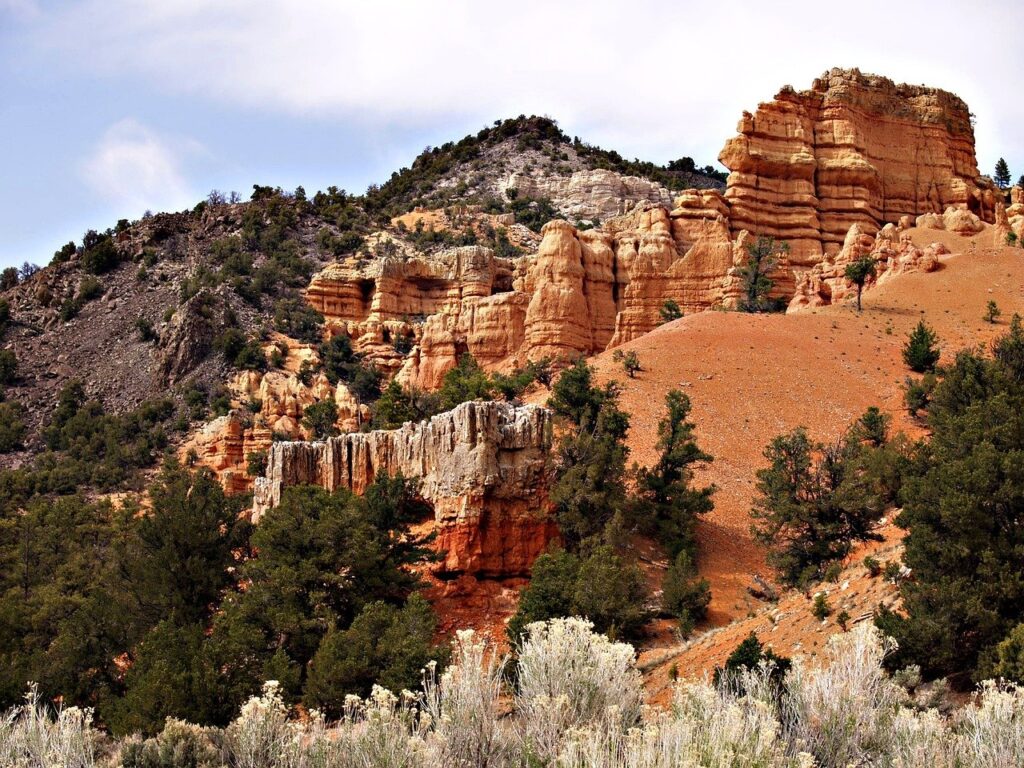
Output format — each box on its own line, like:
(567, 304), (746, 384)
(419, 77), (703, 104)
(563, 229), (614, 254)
(878, 321), (1024, 684)
(844, 256), (877, 311)
(739, 236), (788, 312)
(750, 427), (882, 586)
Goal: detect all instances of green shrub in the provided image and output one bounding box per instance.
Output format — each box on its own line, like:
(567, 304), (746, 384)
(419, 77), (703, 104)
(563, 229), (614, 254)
(661, 550), (711, 636)
(713, 631), (790, 688)
(507, 546), (649, 643)
(902, 319), (940, 372)
(0, 349), (16, 384)
(136, 316), (157, 342)
(81, 231), (120, 274)
(659, 299), (683, 323)
(0, 400), (27, 452)
(272, 298), (324, 344)
(304, 595), (443, 717)
(302, 399), (338, 438)
(812, 592), (832, 620)
(863, 556), (881, 577)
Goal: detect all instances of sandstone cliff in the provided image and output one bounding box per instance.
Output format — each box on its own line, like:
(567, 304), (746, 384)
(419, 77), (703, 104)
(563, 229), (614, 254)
(252, 400), (557, 578)
(719, 68), (995, 266)
(306, 198), (762, 388)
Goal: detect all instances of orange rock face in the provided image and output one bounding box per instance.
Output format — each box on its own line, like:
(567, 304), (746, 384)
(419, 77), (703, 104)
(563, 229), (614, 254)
(719, 68), (993, 266)
(788, 222), (947, 311)
(252, 400), (557, 578)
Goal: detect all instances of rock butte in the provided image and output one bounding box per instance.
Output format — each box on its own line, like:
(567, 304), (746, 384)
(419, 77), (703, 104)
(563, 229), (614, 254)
(252, 400), (558, 578)
(719, 67), (996, 265)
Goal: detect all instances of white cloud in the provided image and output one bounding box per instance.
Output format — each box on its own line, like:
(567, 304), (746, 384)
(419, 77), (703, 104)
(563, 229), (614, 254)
(32, 1), (1024, 169)
(81, 119), (198, 216)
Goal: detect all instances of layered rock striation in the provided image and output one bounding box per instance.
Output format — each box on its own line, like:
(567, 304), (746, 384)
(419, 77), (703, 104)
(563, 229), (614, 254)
(252, 400), (557, 578)
(719, 68), (994, 265)
(306, 200), (764, 388)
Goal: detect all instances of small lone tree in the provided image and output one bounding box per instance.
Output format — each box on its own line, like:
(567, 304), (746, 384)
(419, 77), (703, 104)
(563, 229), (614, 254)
(986, 300), (1002, 324)
(902, 319), (941, 373)
(995, 157), (1011, 189)
(844, 256), (877, 311)
(612, 349), (641, 378)
(660, 299), (683, 323)
(739, 236), (788, 312)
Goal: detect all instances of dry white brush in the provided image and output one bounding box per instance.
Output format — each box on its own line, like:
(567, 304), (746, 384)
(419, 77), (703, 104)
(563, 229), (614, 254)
(6, 618), (1024, 767)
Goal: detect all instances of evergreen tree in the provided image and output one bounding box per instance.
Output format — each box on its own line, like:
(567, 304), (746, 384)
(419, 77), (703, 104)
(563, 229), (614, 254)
(902, 319), (941, 373)
(304, 595), (443, 717)
(302, 398), (339, 438)
(437, 352), (494, 409)
(844, 256), (877, 311)
(660, 299), (683, 323)
(995, 157), (1011, 189)
(507, 546), (649, 643)
(633, 389), (714, 556)
(739, 236), (788, 312)
(750, 428), (882, 586)
(662, 550), (711, 635)
(118, 462), (248, 629)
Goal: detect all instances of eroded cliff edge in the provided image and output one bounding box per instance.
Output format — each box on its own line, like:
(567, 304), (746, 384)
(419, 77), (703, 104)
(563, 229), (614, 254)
(252, 400), (557, 578)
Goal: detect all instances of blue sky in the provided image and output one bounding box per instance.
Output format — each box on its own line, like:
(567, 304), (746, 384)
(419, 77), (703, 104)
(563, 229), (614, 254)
(2, 0), (1023, 269)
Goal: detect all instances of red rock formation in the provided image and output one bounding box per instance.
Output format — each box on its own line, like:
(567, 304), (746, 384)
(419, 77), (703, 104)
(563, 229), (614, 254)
(719, 68), (994, 266)
(252, 400), (557, 578)
(788, 222), (948, 311)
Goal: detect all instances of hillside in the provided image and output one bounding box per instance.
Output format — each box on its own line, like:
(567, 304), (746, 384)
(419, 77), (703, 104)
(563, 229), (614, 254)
(3, 67), (1024, 730)
(583, 226), (1024, 679)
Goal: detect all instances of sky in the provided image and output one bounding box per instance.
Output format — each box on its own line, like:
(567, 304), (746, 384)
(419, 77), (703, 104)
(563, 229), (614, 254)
(2, 0), (1023, 269)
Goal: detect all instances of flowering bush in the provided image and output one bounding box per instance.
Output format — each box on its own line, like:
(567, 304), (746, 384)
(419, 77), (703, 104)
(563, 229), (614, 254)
(6, 619), (1024, 768)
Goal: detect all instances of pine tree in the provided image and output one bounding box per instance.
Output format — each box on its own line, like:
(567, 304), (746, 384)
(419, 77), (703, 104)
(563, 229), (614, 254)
(995, 157), (1011, 189)
(739, 236), (789, 312)
(634, 389), (714, 556)
(902, 319), (941, 373)
(750, 428), (882, 585)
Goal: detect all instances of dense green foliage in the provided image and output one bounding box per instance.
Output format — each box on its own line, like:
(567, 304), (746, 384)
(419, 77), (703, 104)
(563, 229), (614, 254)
(662, 550), (711, 635)
(304, 595), (443, 717)
(749, 415), (900, 586)
(739, 236), (788, 312)
(632, 389), (715, 558)
(844, 256), (877, 311)
(878, 318), (1024, 685)
(548, 359), (631, 547)
(995, 157), (1011, 189)
(713, 632), (791, 688)
(507, 546), (649, 643)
